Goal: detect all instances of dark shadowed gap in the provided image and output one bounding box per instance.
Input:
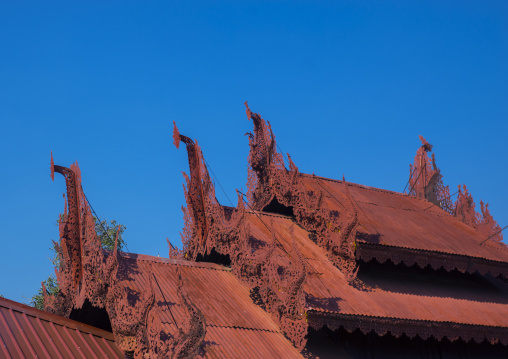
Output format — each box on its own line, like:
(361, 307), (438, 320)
(69, 298), (113, 332)
(196, 247), (232, 267)
(262, 197), (294, 217)
(356, 258), (508, 303)
(304, 326), (507, 359)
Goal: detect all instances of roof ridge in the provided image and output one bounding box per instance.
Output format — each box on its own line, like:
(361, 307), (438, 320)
(118, 252), (231, 271)
(360, 242), (508, 266)
(361, 288), (508, 307)
(300, 173), (411, 199)
(307, 309), (508, 328)
(207, 324), (282, 333)
(355, 199), (449, 217)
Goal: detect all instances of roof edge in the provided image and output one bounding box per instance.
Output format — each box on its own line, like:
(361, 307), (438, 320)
(0, 297), (116, 340)
(357, 242), (508, 278)
(300, 173), (412, 199)
(116, 251), (232, 271)
(307, 310), (508, 345)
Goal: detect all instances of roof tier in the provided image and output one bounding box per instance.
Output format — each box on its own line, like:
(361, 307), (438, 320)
(113, 252), (304, 359)
(0, 297), (125, 359)
(243, 210), (508, 344)
(299, 174), (508, 277)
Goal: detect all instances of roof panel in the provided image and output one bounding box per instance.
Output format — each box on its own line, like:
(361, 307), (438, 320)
(0, 297), (125, 359)
(242, 210), (508, 341)
(113, 253), (304, 358)
(301, 174), (508, 266)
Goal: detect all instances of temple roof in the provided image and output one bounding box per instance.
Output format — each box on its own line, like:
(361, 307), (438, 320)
(0, 297), (124, 358)
(111, 252), (304, 358)
(299, 174), (508, 276)
(43, 107), (508, 357)
(242, 209), (508, 344)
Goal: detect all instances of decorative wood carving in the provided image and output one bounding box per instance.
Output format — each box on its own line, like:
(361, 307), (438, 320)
(47, 154), (206, 358)
(408, 136), (453, 213)
(455, 185), (504, 244)
(174, 120), (309, 349)
(244, 102), (359, 281)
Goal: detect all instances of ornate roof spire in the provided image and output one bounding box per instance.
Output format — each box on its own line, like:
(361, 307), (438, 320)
(245, 102), (288, 210)
(408, 136), (453, 213)
(454, 185), (504, 244)
(173, 121), (219, 258)
(51, 156), (85, 291)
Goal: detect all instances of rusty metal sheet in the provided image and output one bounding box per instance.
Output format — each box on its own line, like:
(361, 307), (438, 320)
(204, 326), (303, 359)
(113, 252), (304, 358)
(302, 174), (508, 263)
(0, 297), (125, 359)
(243, 211), (508, 329)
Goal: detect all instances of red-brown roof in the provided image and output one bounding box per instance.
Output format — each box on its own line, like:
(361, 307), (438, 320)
(116, 252), (304, 358)
(0, 297), (125, 359)
(300, 174), (508, 276)
(244, 210), (508, 344)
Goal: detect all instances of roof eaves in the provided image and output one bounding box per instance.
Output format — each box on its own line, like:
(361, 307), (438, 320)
(357, 242), (508, 278)
(0, 297), (116, 340)
(307, 310), (508, 345)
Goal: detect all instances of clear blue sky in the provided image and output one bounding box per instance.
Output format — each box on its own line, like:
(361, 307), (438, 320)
(1, 1), (507, 303)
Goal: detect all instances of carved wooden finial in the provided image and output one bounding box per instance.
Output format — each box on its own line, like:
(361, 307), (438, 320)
(50, 152), (55, 181)
(244, 101), (252, 120)
(409, 136), (441, 203)
(173, 121), (181, 149)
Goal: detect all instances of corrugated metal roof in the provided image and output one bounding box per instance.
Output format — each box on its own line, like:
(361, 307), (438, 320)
(114, 252), (304, 358)
(243, 211), (508, 329)
(300, 174), (508, 263)
(0, 297), (125, 359)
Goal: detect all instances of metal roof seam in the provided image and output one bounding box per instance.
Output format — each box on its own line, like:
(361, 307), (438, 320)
(308, 310), (508, 328)
(48, 321), (75, 358)
(74, 328), (99, 359)
(206, 324), (283, 333)
(99, 337), (120, 358)
(356, 200), (450, 217)
(21, 312), (52, 358)
(0, 298), (116, 340)
(61, 325), (88, 359)
(88, 334), (110, 358)
(301, 173), (412, 198)
(0, 308), (24, 357)
(246, 210), (294, 220)
(0, 327), (12, 359)
(7, 307), (38, 358)
(360, 242), (508, 265)
(34, 317), (63, 359)
(119, 254), (231, 272)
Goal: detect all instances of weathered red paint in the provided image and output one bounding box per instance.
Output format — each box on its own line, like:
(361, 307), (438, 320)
(0, 297), (125, 358)
(174, 118), (309, 349)
(407, 137), (504, 245)
(46, 155), (207, 358)
(43, 106), (507, 357)
(244, 102), (359, 282)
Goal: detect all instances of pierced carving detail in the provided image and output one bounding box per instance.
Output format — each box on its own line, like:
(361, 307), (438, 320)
(408, 136), (453, 213)
(49, 154), (208, 358)
(244, 103), (359, 281)
(455, 185), (505, 245)
(175, 119), (309, 350)
(407, 138), (504, 246)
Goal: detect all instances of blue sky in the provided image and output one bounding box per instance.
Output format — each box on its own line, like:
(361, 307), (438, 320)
(1, 1), (507, 303)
